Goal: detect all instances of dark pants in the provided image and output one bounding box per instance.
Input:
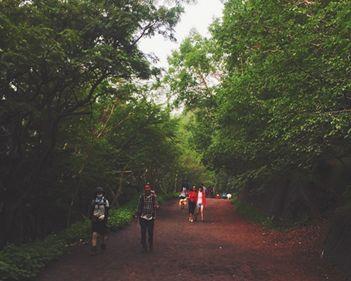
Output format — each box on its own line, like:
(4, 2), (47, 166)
(139, 218), (154, 250)
(188, 201), (196, 214)
(91, 220), (108, 235)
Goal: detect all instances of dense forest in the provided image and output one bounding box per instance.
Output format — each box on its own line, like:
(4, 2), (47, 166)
(0, 0), (351, 278)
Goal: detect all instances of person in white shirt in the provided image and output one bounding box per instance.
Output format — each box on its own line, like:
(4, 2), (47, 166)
(195, 186), (207, 222)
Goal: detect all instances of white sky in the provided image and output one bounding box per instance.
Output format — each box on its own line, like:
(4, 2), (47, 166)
(139, 0), (224, 69)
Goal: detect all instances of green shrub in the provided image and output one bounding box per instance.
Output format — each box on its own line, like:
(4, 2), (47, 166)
(108, 204), (136, 232)
(157, 192), (178, 204)
(231, 197), (274, 228)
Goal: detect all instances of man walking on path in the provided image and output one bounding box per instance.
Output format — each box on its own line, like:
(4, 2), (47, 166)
(137, 183), (158, 252)
(89, 187), (110, 255)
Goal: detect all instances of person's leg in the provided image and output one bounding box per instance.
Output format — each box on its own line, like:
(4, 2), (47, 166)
(139, 219), (147, 251)
(194, 204), (199, 221)
(190, 202), (195, 222)
(100, 223), (108, 250)
(101, 234), (107, 250)
(101, 237), (106, 250)
(147, 220), (155, 251)
(200, 205), (204, 221)
(188, 202), (192, 221)
(92, 232), (98, 247)
(91, 232), (98, 254)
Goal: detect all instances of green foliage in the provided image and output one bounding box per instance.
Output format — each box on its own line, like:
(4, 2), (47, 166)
(166, 0), (351, 197)
(211, 0), (351, 173)
(108, 205), (136, 232)
(157, 192), (179, 204)
(0, 221), (87, 281)
(165, 32), (221, 108)
(231, 197), (274, 228)
(175, 112), (215, 187)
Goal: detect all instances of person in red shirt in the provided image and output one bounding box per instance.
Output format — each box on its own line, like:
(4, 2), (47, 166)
(195, 186), (207, 222)
(187, 185), (197, 223)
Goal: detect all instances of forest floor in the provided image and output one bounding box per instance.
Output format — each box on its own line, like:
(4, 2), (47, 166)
(39, 199), (347, 281)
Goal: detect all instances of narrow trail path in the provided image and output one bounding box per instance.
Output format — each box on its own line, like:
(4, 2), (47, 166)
(39, 199), (346, 281)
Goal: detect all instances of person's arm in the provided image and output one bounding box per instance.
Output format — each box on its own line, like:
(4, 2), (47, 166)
(105, 199), (110, 221)
(154, 194), (159, 209)
(152, 194), (158, 218)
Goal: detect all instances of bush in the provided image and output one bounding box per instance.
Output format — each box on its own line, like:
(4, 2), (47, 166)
(157, 192), (178, 204)
(107, 199), (137, 232)
(0, 218), (91, 281)
(231, 197), (274, 228)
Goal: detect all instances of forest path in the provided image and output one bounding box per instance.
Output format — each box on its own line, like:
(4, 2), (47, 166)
(39, 199), (346, 281)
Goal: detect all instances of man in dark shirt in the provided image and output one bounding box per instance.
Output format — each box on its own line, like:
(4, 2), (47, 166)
(137, 183), (158, 252)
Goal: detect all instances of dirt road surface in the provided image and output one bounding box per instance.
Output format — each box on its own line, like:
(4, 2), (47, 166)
(39, 199), (346, 281)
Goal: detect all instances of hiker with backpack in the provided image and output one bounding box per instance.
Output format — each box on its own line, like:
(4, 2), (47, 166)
(136, 183), (158, 252)
(89, 187), (110, 255)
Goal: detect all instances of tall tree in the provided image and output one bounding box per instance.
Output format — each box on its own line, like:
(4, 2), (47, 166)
(0, 0), (184, 245)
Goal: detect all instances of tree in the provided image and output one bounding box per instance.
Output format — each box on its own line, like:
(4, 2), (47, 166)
(0, 0), (184, 246)
(165, 0), (351, 211)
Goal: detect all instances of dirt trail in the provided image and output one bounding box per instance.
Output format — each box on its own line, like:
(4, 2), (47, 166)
(39, 199), (346, 281)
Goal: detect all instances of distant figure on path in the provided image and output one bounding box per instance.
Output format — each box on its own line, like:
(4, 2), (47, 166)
(137, 183), (158, 252)
(179, 186), (188, 209)
(196, 186), (207, 222)
(89, 186), (110, 255)
(187, 185), (197, 223)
